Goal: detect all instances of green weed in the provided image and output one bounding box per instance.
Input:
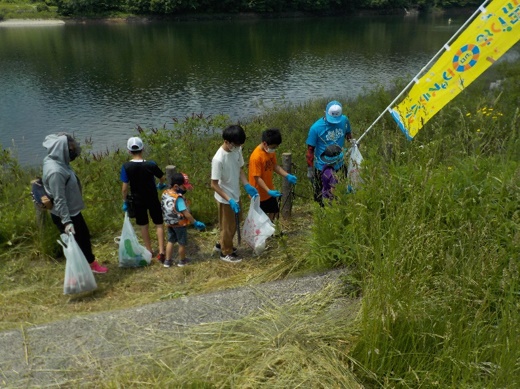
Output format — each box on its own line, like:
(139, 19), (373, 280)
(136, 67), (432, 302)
(1, 56), (519, 388)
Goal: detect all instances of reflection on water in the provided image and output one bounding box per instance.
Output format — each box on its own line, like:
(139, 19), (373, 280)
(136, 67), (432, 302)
(0, 15), (480, 165)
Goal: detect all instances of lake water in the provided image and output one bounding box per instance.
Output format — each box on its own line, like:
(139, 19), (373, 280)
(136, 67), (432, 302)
(0, 13), (498, 165)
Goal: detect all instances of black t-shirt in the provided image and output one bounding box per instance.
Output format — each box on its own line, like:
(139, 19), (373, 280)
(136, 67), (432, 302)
(121, 160), (164, 204)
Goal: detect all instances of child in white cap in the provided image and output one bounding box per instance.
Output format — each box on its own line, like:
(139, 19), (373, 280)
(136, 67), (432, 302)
(120, 136), (166, 262)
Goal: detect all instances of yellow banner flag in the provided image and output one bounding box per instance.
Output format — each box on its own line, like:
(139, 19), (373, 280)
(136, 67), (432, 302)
(390, 0), (520, 139)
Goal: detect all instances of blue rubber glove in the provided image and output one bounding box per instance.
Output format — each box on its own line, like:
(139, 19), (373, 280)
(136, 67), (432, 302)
(122, 202), (128, 212)
(193, 220), (206, 230)
(244, 183), (258, 198)
(156, 182), (166, 190)
(228, 198), (240, 213)
(286, 174), (297, 184)
(267, 189), (282, 198)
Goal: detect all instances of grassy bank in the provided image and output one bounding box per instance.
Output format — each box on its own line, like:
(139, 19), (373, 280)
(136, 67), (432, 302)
(1, 56), (519, 386)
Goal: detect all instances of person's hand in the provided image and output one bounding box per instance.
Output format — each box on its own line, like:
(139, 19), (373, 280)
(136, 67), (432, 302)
(286, 174), (297, 184)
(228, 198), (240, 213)
(193, 220), (206, 230)
(156, 182), (166, 190)
(267, 189), (282, 198)
(65, 223), (75, 235)
(307, 167), (314, 182)
(243, 183), (258, 198)
(122, 202), (128, 212)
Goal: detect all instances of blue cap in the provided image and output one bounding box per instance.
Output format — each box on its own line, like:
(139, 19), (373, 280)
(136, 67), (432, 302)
(325, 101), (343, 124)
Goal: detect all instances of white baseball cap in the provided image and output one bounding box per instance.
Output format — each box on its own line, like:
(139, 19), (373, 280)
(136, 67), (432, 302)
(325, 101), (343, 124)
(127, 137), (144, 151)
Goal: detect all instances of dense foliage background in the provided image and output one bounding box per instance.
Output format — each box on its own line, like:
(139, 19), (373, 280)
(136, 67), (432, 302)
(0, 0), (482, 20)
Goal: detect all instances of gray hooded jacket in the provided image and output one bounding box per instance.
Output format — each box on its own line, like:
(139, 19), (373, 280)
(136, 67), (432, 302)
(42, 134), (85, 225)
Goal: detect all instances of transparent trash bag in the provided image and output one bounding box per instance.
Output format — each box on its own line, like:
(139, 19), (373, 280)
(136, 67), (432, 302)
(118, 212), (152, 267)
(347, 142), (364, 190)
(242, 196), (275, 255)
(58, 233), (97, 295)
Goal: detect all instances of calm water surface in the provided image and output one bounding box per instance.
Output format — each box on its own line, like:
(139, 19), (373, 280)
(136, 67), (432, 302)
(0, 15), (470, 165)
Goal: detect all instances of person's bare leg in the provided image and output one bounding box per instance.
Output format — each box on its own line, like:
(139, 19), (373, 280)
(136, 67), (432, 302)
(156, 224), (165, 254)
(140, 224), (152, 254)
(178, 244), (186, 260)
(166, 241), (174, 260)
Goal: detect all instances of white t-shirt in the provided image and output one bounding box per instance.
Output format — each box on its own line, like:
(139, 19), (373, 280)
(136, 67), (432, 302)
(211, 146), (244, 204)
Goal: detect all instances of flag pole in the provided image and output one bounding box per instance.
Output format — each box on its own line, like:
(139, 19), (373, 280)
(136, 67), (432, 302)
(356, 0), (491, 144)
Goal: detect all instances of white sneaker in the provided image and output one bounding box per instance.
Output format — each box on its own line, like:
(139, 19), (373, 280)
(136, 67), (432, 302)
(219, 253), (241, 263)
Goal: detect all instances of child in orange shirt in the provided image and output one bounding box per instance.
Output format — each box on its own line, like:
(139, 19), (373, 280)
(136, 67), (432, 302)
(248, 128), (297, 221)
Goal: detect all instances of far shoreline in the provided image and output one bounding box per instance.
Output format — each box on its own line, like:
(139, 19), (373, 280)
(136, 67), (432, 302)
(0, 7), (473, 27)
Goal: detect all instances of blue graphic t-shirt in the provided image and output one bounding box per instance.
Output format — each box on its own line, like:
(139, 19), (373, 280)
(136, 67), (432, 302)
(306, 116), (351, 171)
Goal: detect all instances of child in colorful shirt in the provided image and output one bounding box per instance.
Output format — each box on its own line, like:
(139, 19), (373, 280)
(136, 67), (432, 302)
(161, 172), (205, 267)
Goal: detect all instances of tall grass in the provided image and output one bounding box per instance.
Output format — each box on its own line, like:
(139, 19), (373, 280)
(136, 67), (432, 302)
(310, 58), (520, 387)
(0, 56), (519, 387)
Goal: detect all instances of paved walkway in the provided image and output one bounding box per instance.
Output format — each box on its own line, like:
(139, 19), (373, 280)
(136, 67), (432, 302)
(0, 269), (344, 388)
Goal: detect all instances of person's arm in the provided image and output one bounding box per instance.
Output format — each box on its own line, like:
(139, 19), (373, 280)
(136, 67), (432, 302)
(345, 119), (352, 141)
(241, 169), (259, 197)
(47, 171), (72, 225)
(120, 165), (130, 201)
(239, 169), (249, 186)
(181, 209), (196, 224)
(122, 182), (129, 201)
(306, 145), (315, 167)
(254, 176), (270, 193)
(274, 164), (288, 178)
(211, 179), (231, 202)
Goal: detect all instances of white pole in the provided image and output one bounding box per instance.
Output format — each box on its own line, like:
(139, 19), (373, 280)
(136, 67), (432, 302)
(356, 0), (491, 144)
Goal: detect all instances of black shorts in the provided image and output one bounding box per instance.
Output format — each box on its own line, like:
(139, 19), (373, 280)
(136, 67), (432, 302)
(134, 198), (164, 226)
(260, 196), (280, 214)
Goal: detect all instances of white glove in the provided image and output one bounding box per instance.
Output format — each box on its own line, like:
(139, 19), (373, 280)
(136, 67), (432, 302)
(65, 223), (75, 235)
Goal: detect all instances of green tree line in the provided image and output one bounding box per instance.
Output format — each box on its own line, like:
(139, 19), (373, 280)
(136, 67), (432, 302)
(51, 0), (481, 17)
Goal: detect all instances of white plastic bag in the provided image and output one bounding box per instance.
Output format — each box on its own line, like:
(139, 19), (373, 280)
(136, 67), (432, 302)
(118, 212), (152, 267)
(242, 196), (275, 255)
(347, 142), (364, 190)
(58, 233), (97, 295)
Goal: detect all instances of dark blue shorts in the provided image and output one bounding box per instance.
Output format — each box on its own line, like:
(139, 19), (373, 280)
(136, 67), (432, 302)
(167, 226), (188, 246)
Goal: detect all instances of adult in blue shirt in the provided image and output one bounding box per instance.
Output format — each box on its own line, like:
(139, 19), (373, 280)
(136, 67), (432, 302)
(306, 100), (352, 205)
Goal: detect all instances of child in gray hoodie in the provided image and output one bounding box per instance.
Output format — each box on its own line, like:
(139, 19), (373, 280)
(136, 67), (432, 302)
(42, 132), (108, 273)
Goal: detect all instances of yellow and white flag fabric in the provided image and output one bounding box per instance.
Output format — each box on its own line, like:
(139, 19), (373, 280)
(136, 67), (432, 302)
(390, 0), (520, 139)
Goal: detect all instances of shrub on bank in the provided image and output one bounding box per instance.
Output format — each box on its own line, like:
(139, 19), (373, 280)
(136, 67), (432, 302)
(0, 56), (518, 387)
(309, 58), (520, 387)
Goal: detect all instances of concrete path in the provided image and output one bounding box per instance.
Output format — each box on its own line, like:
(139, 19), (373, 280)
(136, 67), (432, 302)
(0, 270), (344, 388)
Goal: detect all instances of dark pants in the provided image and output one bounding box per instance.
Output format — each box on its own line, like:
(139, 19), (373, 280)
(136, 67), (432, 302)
(51, 212), (95, 264)
(312, 165), (348, 206)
